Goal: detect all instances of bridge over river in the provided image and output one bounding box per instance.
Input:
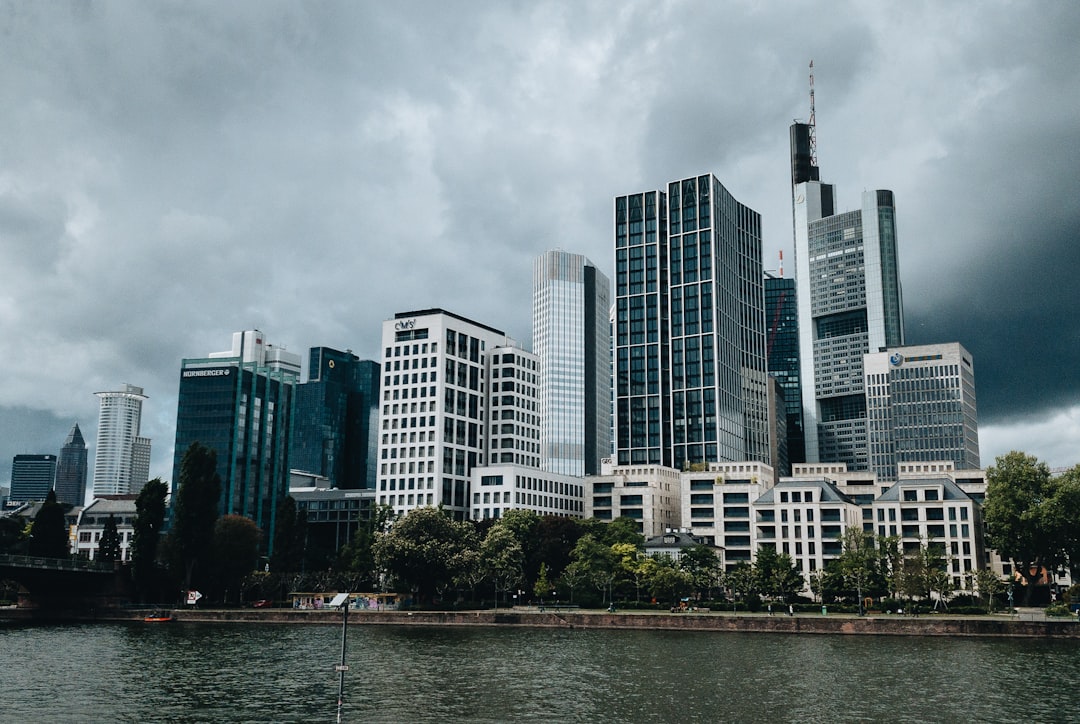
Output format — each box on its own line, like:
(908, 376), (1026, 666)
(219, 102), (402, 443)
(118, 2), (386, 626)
(0, 553), (127, 610)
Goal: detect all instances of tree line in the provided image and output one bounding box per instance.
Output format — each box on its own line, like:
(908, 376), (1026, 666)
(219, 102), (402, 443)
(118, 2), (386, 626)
(3, 445), (1078, 610)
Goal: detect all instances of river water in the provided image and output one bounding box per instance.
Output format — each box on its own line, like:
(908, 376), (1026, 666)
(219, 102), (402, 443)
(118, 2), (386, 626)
(2, 620), (1078, 722)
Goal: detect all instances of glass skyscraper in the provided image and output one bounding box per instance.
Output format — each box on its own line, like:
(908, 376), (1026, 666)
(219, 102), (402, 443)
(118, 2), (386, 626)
(291, 347), (380, 489)
(10, 454), (57, 504)
(172, 331), (299, 544)
(614, 174), (770, 470)
(764, 273), (804, 473)
(791, 122), (904, 469)
(55, 422), (88, 506)
(532, 250), (611, 476)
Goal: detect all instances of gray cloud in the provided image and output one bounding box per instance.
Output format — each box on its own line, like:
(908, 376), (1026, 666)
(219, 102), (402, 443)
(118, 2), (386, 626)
(1, 1), (1078, 490)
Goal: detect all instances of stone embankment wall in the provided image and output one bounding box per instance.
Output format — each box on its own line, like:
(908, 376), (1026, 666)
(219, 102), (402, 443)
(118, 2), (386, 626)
(13, 607), (1076, 638)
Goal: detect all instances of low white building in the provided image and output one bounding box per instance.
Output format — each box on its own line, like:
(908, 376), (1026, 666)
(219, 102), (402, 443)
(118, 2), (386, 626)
(468, 465), (585, 520)
(73, 496), (137, 562)
(585, 460), (681, 538)
(680, 461), (776, 569)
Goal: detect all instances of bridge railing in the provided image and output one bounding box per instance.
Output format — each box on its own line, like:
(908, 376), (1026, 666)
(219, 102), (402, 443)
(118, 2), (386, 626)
(0, 553), (114, 573)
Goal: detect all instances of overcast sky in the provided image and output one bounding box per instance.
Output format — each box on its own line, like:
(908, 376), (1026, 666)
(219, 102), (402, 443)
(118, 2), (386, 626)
(2, 1), (1078, 491)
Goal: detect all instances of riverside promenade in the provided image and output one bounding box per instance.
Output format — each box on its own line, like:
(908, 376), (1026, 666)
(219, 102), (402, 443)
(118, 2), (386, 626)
(9, 606), (1080, 638)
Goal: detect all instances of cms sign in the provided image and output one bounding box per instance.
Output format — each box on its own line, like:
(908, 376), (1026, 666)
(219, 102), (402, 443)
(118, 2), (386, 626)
(395, 319), (416, 331)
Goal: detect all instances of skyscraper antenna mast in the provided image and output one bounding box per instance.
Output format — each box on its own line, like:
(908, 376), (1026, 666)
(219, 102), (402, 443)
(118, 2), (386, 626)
(808, 60), (817, 168)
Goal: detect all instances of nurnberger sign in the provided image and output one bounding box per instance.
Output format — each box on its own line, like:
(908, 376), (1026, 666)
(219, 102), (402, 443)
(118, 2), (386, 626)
(182, 367), (232, 378)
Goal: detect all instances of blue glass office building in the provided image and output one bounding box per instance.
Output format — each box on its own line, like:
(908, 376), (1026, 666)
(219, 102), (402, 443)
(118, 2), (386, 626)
(614, 174), (770, 469)
(10, 454), (57, 504)
(291, 348), (380, 489)
(173, 353), (297, 543)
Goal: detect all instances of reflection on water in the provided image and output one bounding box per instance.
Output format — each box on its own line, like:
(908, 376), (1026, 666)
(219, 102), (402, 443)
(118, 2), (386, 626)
(2, 621), (1078, 722)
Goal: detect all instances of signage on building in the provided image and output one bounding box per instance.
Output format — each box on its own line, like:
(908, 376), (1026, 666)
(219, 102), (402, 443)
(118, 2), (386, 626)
(182, 367), (232, 379)
(889, 353), (905, 367)
(394, 319), (417, 331)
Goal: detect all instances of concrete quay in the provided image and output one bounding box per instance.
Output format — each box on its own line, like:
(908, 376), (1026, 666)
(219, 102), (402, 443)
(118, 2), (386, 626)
(6, 606), (1078, 638)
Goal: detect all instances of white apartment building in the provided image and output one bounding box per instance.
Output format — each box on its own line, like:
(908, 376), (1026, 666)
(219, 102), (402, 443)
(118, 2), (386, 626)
(585, 460), (681, 538)
(754, 479), (864, 581)
(680, 461), (776, 569)
(375, 309), (531, 521)
(73, 496), (136, 562)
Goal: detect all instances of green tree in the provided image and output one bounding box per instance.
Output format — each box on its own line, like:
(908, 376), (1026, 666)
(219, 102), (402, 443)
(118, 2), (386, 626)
(211, 515), (262, 604)
(558, 560), (587, 603)
(983, 451), (1061, 605)
(973, 568), (1006, 612)
(571, 534), (620, 604)
(535, 516), (587, 580)
(723, 563), (757, 611)
(480, 524), (524, 609)
(533, 562), (553, 603)
(132, 478), (168, 601)
(97, 514), (122, 564)
(838, 528), (878, 614)
(649, 557), (693, 606)
(170, 442), (222, 593)
(338, 504), (393, 590)
(270, 496), (306, 574)
(602, 517), (645, 548)
(679, 544), (722, 600)
(753, 546), (803, 602)
(28, 490), (69, 559)
(614, 543), (657, 602)
(1047, 465), (1080, 582)
(372, 507), (478, 603)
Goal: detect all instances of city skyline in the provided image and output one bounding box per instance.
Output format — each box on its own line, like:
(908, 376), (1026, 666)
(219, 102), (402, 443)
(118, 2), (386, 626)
(2, 3), (1079, 486)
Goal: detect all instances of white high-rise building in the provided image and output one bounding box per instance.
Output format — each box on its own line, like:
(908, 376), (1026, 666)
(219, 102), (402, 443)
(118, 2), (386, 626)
(532, 249), (611, 476)
(93, 383), (150, 497)
(375, 309), (534, 521)
(864, 342), (979, 480)
(790, 121), (904, 469)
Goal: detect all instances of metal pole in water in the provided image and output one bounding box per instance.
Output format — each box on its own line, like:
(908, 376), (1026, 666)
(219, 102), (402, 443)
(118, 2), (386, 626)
(334, 593), (350, 723)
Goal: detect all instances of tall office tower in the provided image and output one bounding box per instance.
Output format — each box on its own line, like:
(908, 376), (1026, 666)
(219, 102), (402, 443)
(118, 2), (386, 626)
(532, 249), (611, 476)
(9, 454), (57, 504)
(291, 347), (380, 489)
(791, 121), (904, 469)
(614, 174), (770, 470)
(864, 342), (979, 480)
(375, 309), (531, 521)
(54, 422), (88, 506)
(92, 384), (150, 497)
(173, 330), (299, 542)
(765, 271), (805, 473)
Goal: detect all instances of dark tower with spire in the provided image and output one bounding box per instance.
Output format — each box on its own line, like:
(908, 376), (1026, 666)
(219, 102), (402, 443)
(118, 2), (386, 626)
(55, 422), (88, 506)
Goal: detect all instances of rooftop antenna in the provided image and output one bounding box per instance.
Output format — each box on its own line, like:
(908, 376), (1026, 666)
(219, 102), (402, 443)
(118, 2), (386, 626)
(779, 249), (784, 278)
(808, 59), (817, 168)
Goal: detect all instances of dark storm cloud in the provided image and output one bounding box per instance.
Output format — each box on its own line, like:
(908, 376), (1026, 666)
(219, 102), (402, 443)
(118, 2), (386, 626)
(1, 1), (1078, 489)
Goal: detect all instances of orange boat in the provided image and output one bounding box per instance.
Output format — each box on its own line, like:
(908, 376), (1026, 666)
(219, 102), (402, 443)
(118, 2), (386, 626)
(143, 611), (175, 623)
